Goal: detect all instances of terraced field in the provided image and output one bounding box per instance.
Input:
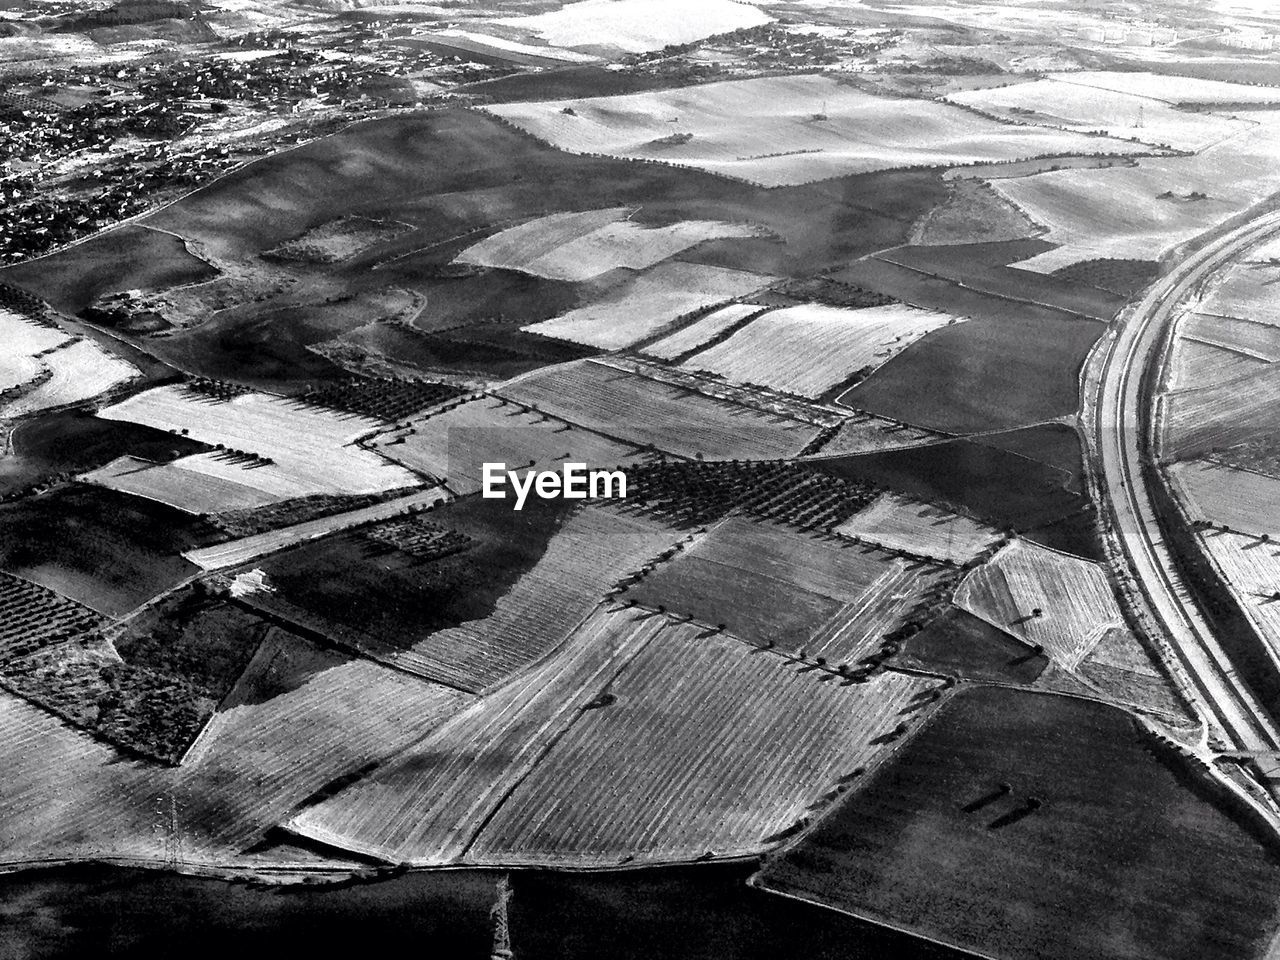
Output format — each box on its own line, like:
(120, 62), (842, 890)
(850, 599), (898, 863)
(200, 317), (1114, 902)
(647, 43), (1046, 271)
(954, 538), (1124, 669)
(468, 632), (943, 866)
(498, 360), (819, 460)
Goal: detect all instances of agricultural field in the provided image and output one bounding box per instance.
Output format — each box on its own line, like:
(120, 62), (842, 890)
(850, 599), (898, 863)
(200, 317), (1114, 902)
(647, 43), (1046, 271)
(0, 339), (140, 420)
(0, 572), (104, 663)
(987, 115), (1280, 271)
(371, 396), (642, 495)
(1199, 263), (1280, 328)
(0, 629), (472, 868)
(285, 605), (673, 865)
(839, 313), (1105, 436)
(901, 607), (1048, 685)
(0, 485), (219, 617)
(1180, 311), (1280, 361)
(1197, 531), (1280, 672)
(488, 75), (1147, 188)
(756, 687), (1280, 960)
(468, 632), (944, 867)
(1170, 459), (1280, 539)
(0, 308), (68, 394)
(954, 538), (1124, 669)
(96, 384), (420, 502)
(836, 493), (1005, 564)
(641, 303), (764, 361)
(1048, 71), (1280, 106)
(1161, 363), (1280, 461)
(248, 499), (681, 692)
(492, 0), (772, 54)
(181, 486), (447, 571)
(455, 208), (765, 282)
(947, 79), (1248, 152)
(497, 360), (820, 460)
(910, 179), (1040, 246)
(80, 454), (277, 515)
(263, 216), (414, 264)
(680, 303), (961, 399)
(625, 516), (946, 664)
(807, 414), (944, 458)
(523, 261), (772, 350)
(1167, 336), (1268, 392)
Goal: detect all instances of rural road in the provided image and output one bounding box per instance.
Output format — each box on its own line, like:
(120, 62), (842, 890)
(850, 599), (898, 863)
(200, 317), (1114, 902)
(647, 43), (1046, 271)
(1095, 207), (1280, 753)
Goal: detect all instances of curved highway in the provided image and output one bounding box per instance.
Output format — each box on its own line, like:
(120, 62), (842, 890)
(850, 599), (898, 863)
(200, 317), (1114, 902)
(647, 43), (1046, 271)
(1095, 208), (1280, 753)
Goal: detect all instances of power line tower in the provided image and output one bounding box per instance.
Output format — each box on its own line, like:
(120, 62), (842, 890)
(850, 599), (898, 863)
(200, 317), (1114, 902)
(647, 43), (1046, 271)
(490, 874), (514, 960)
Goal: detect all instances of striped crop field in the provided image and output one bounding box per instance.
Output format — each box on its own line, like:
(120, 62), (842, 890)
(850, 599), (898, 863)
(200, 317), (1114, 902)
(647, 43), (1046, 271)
(0, 572), (105, 663)
(836, 492), (1004, 564)
(97, 384), (420, 506)
(1198, 531), (1280, 665)
(466, 631), (944, 867)
(681, 303), (960, 399)
(954, 538), (1123, 669)
(1162, 363), (1280, 461)
(81, 455), (279, 515)
(498, 359), (819, 460)
(1166, 337), (1268, 393)
(284, 605), (674, 865)
(1200, 264), (1280, 329)
(0, 628), (471, 869)
(372, 396), (642, 495)
(523, 261), (773, 350)
(1169, 459), (1280, 539)
(1181, 312), (1280, 361)
(641, 303), (763, 361)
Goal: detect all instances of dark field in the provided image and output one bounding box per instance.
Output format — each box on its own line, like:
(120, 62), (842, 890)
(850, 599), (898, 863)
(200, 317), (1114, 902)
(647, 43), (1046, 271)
(0, 862), (963, 960)
(0, 410), (210, 498)
(900, 608), (1047, 684)
(0, 486), (220, 617)
(0, 224), (216, 315)
(839, 313), (1104, 435)
(811, 436), (1101, 559)
(1052, 258), (1161, 298)
(879, 240), (1124, 321)
(757, 686), (1280, 960)
(248, 495), (576, 691)
(972, 422), (1087, 494)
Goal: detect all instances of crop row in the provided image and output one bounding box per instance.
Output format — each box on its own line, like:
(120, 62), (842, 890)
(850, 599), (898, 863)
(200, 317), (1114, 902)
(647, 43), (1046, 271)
(0, 573), (105, 663)
(364, 516), (472, 561)
(301, 377), (468, 424)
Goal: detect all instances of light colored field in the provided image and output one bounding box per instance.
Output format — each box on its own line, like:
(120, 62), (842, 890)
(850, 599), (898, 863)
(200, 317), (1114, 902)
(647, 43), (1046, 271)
(955, 538), (1123, 669)
(79, 455), (278, 514)
(371, 396), (641, 495)
(0, 339), (139, 419)
(456, 208), (763, 282)
(493, 0), (772, 53)
(0, 629), (472, 868)
(183, 486), (449, 571)
(97, 385), (418, 499)
(680, 303), (959, 399)
(285, 606), (671, 865)
(1049, 71), (1280, 106)
(627, 516), (943, 664)
(264, 216), (412, 263)
(836, 492), (1004, 563)
(488, 74), (1147, 188)
(1162, 363), (1280, 461)
(1199, 532), (1280, 666)
(0, 308), (68, 393)
(948, 79), (1248, 152)
(1167, 336), (1269, 392)
(1182, 311), (1280, 360)
(498, 359), (819, 460)
(467, 632), (942, 867)
(641, 303), (762, 360)
(1170, 459), (1280, 539)
(524, 261), (772, 349)
(989, 115), (1280, 271)
(1199, 264), (1280, 328)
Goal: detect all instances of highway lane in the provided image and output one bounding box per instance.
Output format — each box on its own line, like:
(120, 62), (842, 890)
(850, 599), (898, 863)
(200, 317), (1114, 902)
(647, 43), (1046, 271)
(1095, 207), (1280, 753)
